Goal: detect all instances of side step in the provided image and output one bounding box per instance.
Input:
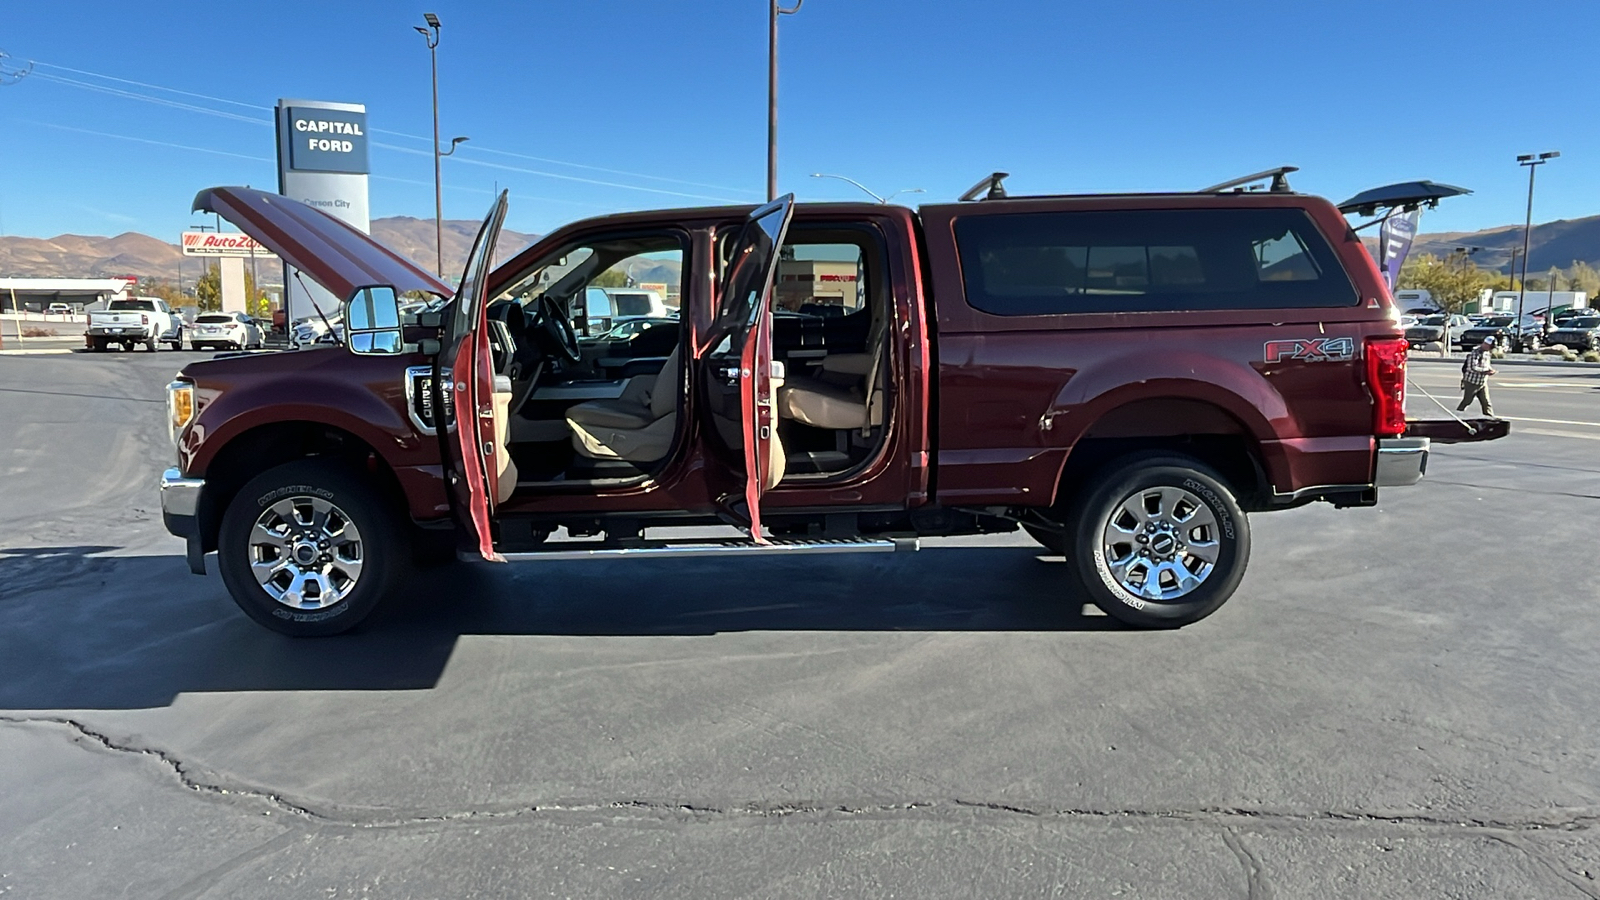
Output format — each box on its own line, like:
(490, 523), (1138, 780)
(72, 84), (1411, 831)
(497, 536), (918, 562)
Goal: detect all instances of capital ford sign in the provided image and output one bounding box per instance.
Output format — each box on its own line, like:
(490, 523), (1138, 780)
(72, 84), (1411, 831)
(181, 232), (279, 259)
(286, 106), (369, 174)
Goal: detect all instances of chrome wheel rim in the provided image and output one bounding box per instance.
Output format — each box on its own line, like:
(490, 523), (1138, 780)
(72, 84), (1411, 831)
(1100, 486), (1220, 602)
(248, 495), (365, 610)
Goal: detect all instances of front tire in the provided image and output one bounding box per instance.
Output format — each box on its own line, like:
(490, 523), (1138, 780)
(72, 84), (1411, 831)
(217, 460), (403, 636)
(1068, 454), (1250, 628)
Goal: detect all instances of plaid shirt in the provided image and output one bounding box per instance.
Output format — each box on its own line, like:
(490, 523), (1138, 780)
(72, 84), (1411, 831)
(1462, 347), (1493, 387)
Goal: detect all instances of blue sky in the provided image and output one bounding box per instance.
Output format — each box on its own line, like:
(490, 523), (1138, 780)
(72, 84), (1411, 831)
(1, 0), (1595, 241)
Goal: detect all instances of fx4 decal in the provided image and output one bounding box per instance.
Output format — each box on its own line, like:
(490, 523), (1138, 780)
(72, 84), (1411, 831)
(1263, 336), (1355, 363)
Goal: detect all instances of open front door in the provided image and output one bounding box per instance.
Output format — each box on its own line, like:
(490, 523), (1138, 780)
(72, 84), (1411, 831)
(703, 196), (795, 542)
(438, 191), (510, 561)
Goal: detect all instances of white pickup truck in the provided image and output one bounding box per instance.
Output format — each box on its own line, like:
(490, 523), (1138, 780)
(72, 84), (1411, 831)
(86, 297), (185, 352)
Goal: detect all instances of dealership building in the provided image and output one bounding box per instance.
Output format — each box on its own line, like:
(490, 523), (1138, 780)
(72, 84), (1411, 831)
(0, 277), (135, 312)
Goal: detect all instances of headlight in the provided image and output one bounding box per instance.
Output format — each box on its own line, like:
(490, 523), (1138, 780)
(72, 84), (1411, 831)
(167, 380), (195, 446)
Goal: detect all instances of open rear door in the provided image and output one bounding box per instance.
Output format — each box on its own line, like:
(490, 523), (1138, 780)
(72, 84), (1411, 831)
(703, 196), (795, 542)
(438, 191), (510, 561)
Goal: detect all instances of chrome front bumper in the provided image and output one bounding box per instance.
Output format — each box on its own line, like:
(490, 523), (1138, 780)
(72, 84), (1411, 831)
(1375, 437), (1429, 487)
(160, 467), (205, 518)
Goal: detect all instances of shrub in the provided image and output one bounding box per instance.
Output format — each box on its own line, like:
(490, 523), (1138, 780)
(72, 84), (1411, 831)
(20, 327), (53, 338)
(1581, 350), (1600, 363)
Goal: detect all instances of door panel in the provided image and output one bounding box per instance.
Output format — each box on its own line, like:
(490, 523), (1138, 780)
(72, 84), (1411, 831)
(438, 191), (510, 561)
(701, 196), (794, 540)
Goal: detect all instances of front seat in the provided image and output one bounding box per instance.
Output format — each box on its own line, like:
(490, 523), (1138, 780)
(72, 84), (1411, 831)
(566, 346), (680, 463)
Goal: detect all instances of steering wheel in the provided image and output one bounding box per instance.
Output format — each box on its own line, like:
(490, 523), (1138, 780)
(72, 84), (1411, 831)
(529, 294), (581, 364)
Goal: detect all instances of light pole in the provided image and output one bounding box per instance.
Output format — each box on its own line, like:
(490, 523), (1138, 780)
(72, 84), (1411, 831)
(768, 0), (803, 201)
(1515, 151), (1559, 332)
(416, 14), (470, 277)
(810, 173), (925, 205)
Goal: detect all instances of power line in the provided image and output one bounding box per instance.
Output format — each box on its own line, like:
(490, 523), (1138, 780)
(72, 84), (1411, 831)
(24, 57), (760, 200)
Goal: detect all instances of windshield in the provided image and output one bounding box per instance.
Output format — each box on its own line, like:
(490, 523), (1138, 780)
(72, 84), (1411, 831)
(1419, 316), (1446, 325)
(1561, 317), (1600, 328)
(1482, 316), (1514, 326)
(108, 300), (156, 311)
(196, 314), (233, 324)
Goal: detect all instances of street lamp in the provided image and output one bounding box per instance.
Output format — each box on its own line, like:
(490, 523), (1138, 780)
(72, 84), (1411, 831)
(810, 173), (925, 205)
(768, 0), (803, 201)
(1514, 151), (1559, 330)
(416, 13), (465, 278)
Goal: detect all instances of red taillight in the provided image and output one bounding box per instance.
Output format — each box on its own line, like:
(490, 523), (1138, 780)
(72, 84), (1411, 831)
(1365, 336), (1408, 437)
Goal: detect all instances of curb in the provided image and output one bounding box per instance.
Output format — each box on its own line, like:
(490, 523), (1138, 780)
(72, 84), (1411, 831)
(1407, 355), (1600, 370)
(0, 348), (74, 356)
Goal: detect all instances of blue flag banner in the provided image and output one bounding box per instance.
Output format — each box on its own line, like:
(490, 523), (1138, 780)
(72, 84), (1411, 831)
(1379, 209), (1420, 292)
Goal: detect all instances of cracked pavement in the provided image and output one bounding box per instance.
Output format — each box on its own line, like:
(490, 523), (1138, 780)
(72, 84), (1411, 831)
(3, 353), (1600, 898)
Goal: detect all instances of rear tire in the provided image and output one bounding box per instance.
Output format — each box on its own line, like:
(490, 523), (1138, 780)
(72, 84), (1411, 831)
(166, 328), (183, 351)
(144, 335), (158, 352)
(1067, 453), (1250, 629)
(217, 459), (403, 637)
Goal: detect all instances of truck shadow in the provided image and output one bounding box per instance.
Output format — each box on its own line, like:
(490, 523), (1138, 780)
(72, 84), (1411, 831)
(0, 544), (1127, 710)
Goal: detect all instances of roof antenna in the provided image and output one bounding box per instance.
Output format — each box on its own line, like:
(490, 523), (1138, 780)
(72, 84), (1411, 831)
(958, 172), (1010, 202)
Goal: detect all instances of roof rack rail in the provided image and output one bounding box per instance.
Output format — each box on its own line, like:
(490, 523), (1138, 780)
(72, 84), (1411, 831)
(1199, 166), (1298, 194)
(957, 172), (1010, 202)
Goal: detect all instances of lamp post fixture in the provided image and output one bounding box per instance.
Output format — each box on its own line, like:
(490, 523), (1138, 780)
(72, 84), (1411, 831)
(416, 14), (469, 277)
(767, 0), (803, 201)
(809, 173), (925, 205)
(1515, 151), (1559, 330)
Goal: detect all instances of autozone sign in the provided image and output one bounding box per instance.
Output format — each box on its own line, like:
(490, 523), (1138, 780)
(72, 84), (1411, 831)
(181, 232), (279, 259)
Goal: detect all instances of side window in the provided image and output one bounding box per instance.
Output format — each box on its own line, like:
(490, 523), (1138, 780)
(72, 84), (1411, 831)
(955, 208), (1357, 315)
(496, 234), (683, 336)
(775, 241), (866, 318)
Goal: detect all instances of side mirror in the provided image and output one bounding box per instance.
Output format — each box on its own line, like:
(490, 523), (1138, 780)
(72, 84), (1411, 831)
(344, 285), (403, 355)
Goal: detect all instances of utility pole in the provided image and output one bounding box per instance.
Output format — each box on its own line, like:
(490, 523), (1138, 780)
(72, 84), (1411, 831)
(416, 15), (469, 278)
(768, 0), (803, 201)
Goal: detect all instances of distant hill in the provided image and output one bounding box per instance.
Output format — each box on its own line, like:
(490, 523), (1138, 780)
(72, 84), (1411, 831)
(0, 217), (541, 288)
(1390, 215), (1600, 273)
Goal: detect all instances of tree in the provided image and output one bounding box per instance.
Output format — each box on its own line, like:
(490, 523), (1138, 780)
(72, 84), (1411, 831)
(1397, 252), (1496, 314)
(193, 267), (271, 314)
(194, 269), (221, 311)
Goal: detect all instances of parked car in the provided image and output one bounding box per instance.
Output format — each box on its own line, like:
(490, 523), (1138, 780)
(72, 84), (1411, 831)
(85, 297), (184, 351)
(1459, 314), (1543, 352)
(582, 316), (677, 344)
(291, 314), (344, 346)
(1545, 314), (1600, 351)
(1404, 314), (1472, 348)
(580, 286), (669, 334)
(190, 312), (264, 351)
(161, 179), (1506, 637)
(46, 302), (74, 316)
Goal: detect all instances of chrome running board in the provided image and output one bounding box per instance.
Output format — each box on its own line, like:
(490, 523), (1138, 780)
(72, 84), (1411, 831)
(497, 536), (917, 562)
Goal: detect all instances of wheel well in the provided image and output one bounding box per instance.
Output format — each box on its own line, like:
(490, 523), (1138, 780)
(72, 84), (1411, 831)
(1055, 399), (1270, 512)
(196, 422), (408, 552)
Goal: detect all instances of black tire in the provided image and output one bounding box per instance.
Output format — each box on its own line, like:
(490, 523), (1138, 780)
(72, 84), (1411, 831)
(1022, 522), (1067, 556)
(89, 338), (105, 352)
(144, 335), (158, 352)
(217, 459), (404, 636)
(166, 328), (183, 351)
(1066, 453), (1250, 629)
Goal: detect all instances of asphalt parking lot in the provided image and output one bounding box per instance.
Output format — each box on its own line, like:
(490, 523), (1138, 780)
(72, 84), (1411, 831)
(3, 349), (1600, 898)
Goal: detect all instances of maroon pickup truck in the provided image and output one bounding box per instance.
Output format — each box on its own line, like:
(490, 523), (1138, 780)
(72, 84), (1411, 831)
(159, 176), (1502, 636)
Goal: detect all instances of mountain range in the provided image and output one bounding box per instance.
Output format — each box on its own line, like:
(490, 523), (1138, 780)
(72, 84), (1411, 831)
(0, 217), (543, 289)
(1, 213), (1594, 286)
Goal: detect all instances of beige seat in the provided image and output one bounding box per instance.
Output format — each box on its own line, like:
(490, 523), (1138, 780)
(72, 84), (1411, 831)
(566, 347), (680, 463)
(491, 375), (517, 503)
(776, 351), (881, 431)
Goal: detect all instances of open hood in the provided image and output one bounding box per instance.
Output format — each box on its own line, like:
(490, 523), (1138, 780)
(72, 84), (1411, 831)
(192, 186), (451, 302)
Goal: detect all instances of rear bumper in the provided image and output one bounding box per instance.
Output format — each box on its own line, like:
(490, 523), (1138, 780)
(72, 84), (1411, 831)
(1375, 437), (1429, 487)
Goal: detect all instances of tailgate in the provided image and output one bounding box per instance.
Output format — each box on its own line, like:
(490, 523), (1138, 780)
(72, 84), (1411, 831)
(1405, 417), (1510, 444)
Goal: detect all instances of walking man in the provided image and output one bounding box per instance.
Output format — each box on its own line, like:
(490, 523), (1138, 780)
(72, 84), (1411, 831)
(1458, 336), (1497, 416)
